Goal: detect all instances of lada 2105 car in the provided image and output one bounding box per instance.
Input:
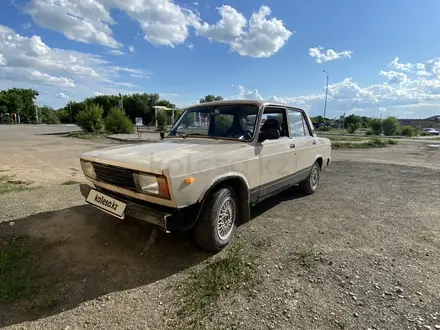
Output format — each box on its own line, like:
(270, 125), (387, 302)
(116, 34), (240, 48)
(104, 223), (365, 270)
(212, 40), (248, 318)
(79, 100), (332, 252)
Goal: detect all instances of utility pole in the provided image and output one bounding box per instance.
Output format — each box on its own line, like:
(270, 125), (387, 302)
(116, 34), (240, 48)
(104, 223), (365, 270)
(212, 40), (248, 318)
(69, 102), (72, 123)
(323, 70), (329, 124)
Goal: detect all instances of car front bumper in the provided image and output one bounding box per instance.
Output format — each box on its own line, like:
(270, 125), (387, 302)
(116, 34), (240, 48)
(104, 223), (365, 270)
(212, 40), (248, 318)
(80, 184), (199, 233)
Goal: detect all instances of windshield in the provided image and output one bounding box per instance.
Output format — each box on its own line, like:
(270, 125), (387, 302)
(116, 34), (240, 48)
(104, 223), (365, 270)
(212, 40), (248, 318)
(168, 104), (260, 141)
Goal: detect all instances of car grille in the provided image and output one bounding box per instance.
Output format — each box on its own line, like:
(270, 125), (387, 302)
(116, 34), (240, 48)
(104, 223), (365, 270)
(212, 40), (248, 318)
(93, 163), (136, 190)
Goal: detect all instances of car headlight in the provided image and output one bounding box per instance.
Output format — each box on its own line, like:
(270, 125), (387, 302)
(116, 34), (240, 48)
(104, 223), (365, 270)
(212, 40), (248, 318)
(81, 160), (96, 179)
(133, 173), (170, 199)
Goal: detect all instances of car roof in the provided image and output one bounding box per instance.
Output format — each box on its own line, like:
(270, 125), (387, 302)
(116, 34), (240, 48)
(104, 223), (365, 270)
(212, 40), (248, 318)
(185, 99), (304, 110)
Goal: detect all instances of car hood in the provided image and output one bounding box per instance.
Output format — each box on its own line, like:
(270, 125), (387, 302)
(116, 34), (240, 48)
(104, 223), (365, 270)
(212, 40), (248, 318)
(80, 138), (250, 173)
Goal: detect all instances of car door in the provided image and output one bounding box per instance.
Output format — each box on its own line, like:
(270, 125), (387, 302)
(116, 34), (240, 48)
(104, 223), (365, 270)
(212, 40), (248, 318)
(287, 109), (317, 179)
(255, 107), (298, 201)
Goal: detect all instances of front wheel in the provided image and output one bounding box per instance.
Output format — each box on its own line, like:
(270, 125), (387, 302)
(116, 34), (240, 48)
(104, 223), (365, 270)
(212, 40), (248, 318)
(194, 186), (237, 252)
(300, 162), (321, 194)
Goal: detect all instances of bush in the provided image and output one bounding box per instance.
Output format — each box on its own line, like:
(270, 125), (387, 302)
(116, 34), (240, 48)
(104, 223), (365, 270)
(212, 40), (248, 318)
(387, 139), (398, 145)
(347, 123), (360, 134)
(75, 103), (104, 133)
(382, 117), (400, 136)
(400, 125), (418, 137)
(367, 137), (387, 147)
(368, 118), (383, 135)
(105, 107), (134, 134)
(56, 109), (70, 123)
(156, 109), (167, 132)
(365, 130), (374, 136)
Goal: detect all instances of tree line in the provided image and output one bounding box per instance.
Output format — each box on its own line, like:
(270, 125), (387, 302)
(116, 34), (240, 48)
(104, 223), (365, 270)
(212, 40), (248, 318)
(0, 88), (226, 125)
(0, 88), (422, 136)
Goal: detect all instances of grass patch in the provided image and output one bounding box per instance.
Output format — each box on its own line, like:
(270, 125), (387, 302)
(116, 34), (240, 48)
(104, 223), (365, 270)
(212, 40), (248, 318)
(61, 180), (81, 186)
(324, 135), (369, 141)
(174, 241), (257, 329)
(0, 176), (33, 195)
(0, 234), (54, 303)
(295, 247), (317, 269)
(66, 131), (107, 139)
(332, 138), (398, 149)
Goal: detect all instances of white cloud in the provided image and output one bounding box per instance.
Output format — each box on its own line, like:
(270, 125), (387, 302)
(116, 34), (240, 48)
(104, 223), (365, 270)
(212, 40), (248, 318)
(194, 5), (292, 58)
(114, 81), (138, 88)
(25, 0), (120, 48)
(379, 70), (408, 85)
(22, 22), (32, 30)
(128, 46), (135, 53)
(229, 55), (440, 118)
(0, 67), (75, 88)
(389, 57), (413, 71)
(57, 92), (69, 99)
(186, 43), (194, 50)
(308, 46), (353, 63)
(108, 49), (124, 56)
(25, 0), (197, 48)
(0, 25), (148, 108)
(425, 57), (440, 79)
(25, 1), (292, 58)
(0, 53), (6, 65)
(234, 85), (264, 100)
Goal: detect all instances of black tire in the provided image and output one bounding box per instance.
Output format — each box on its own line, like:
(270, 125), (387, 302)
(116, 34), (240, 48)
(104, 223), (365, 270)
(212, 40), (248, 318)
(300, 161), (321, 195)
(194, 186), (237, 252)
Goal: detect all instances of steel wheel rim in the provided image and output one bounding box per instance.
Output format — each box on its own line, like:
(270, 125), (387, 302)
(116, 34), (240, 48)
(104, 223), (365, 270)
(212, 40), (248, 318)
(310, 166), (319, 190)
(216, 197), (236, 240)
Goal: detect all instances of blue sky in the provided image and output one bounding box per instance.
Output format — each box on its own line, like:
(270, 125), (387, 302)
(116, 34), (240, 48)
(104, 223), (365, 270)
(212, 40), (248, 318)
(1, 0), (439, 118)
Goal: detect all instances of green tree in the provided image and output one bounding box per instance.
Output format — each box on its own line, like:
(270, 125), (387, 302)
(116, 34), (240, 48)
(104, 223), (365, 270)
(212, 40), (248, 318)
(156, 109), (167, 132)
(39, 106), (60, 124)
(345, 114), (363, 128)
(311, 115), (324, 123)
(156, 99), (176, 108)
(65, 101), (86, 123)
(368, 118), (383, 135)
(382, 116), (400, 136)
(347, 122), (360, 134)
(0, 91), (9, 117)
(199, 95), (223, 103)
(105, 107), (134, 134)
(75, 103), (104, 133)
(400, 125), (418, 137)
(85, 95), (119, 117)
(56, 109), (70, 123)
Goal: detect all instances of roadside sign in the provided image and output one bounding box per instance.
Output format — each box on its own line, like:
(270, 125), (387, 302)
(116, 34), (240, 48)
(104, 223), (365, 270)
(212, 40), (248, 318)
(135, 117), (143, 126)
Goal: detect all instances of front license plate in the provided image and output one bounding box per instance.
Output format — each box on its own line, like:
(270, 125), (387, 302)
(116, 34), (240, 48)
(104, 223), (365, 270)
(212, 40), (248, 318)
(86, 189), (127, 219)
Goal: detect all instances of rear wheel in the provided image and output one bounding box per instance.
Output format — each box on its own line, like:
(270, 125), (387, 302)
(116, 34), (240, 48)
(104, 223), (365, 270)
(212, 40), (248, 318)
(300, 161), (321, 194)
(194, 186), (237, 252)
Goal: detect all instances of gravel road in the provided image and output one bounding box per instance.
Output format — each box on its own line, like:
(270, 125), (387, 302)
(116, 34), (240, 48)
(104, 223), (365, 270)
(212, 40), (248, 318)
(1, 126), (440, 329)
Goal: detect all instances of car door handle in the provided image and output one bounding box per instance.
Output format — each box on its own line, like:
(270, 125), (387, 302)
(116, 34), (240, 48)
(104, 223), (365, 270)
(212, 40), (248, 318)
(312, 140), (316, 145)
(289, 144), (295, 148)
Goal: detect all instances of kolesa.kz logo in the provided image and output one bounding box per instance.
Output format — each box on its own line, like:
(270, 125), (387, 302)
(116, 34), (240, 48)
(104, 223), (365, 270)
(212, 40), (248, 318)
(95, 194), (118, 210)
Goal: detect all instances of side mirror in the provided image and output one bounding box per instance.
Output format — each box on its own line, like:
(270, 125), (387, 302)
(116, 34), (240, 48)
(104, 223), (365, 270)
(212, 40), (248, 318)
(258, 129), (280, 142)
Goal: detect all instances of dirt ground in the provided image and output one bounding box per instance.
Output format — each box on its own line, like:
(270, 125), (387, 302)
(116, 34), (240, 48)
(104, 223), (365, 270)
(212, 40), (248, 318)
(1, 125), (440, 329)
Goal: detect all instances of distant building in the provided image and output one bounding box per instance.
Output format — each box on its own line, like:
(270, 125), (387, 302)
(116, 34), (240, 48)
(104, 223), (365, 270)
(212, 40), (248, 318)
(398, 115), (440, 129)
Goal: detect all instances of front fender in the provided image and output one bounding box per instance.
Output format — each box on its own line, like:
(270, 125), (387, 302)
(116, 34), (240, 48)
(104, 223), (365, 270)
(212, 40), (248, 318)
(197, 171), (250, 203)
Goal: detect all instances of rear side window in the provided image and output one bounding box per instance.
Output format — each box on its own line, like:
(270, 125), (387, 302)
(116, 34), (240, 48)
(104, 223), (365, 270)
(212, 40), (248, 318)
(288, 109), (311, 137)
